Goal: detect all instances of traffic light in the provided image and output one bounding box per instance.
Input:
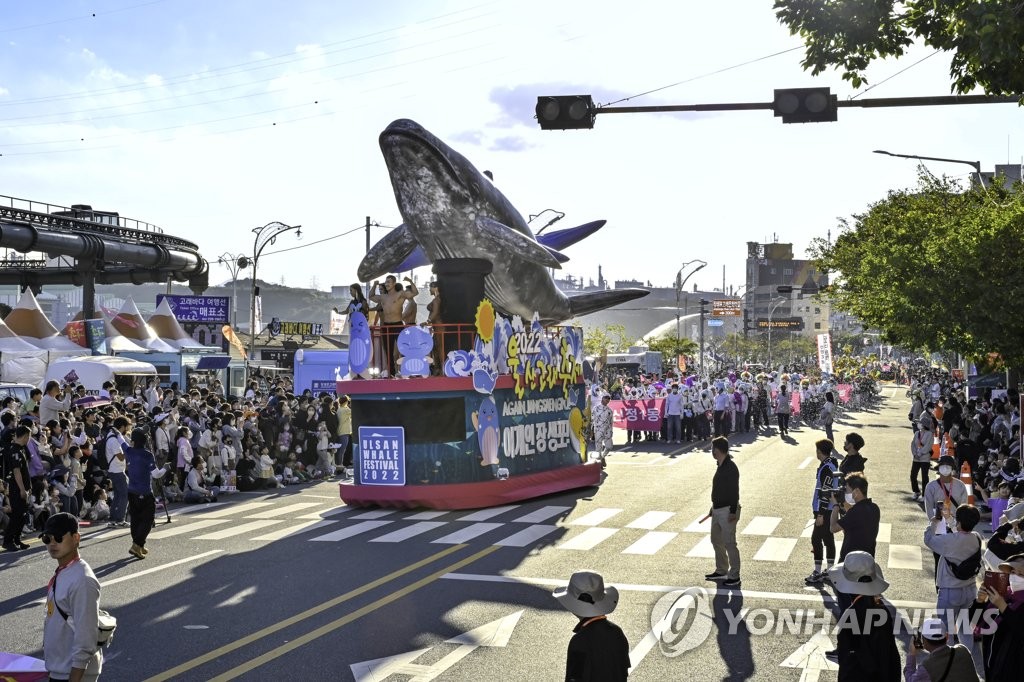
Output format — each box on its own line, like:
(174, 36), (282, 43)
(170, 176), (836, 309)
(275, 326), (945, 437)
(773, 88), (837, 124)
(699, 299), (710, 316)
(535, 95), (596, 130)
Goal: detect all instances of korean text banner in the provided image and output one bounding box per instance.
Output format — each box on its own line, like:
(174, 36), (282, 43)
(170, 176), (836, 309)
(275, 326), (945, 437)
(609, 399), (664, 430)
(157, 295), (230, 323)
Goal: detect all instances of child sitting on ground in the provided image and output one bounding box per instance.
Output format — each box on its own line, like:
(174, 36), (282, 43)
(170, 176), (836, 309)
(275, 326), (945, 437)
(86, 488), (110, 521)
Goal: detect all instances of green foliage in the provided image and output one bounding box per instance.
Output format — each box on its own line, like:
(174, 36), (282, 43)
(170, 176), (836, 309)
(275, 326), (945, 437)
(582, 323), (635, 356)
(774, 0), (1024, 96)
(640, 335), (699, 359)
(811, 169), (1024, 365)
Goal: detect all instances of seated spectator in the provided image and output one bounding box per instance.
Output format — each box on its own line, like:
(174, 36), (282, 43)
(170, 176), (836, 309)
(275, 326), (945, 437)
(183, 455), (217, 503)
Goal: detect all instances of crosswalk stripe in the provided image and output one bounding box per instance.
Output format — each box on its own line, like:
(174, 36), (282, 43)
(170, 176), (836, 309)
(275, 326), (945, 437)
(800, 520), (815, 538)
(797, 457), (814, 470)
(147, 519), (231, 539)
(626, 511), (675, 530)
(431, 522), (504, 544)
(877, 523), (892, 544)
(459, 505), (519, 522)
(370, 522), (448, 543)
(886, 544), (923, 570)
(406, 511), (448, 521)
(200, 502), (274, 518)
(741, 516), (782, 536)
(558, 527), (618, 551)
(309, 520), (393, 542)
(245, 503), (323, 519)
(350, 509), (396, 520)
(683, 515), (712, 533)
(622, 531), (677, 555)
(753, 537), (799, 562)
(570, 508), (624, 526)
(495, 524), (560, 547)
(193, 520), (283, 540)
(686, 535), (716, 558)
(251, 520), (339, 542)
(297, 506), (354, 520)
(512, 505), (571, 524)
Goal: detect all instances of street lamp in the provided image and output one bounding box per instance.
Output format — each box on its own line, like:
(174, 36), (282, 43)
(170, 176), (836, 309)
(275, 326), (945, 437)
(217, 252), (250, 329)
(675, 259), (707, 345)
(247, 222), (302, 365)
(766, 296), (787, 369)
(873, 149), (983, 186)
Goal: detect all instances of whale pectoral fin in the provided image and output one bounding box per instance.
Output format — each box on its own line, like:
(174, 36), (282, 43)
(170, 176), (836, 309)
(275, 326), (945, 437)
(537, 220), (606, 251)
(357, 224), (420, 281)
(478, 218), (561, 269)
(546, 246), (570, 264)
(567, 287), (650, 317)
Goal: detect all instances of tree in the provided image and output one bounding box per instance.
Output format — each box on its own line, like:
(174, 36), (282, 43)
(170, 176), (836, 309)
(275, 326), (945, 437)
(640, 335), (699, 359)
(774, 0), (1024, 96)
(810, 169), (1024, 365)
(583, 323), (635, 357)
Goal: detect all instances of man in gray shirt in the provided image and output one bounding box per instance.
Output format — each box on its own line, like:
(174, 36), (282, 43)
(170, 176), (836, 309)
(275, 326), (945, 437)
(925, 504), (983, 660)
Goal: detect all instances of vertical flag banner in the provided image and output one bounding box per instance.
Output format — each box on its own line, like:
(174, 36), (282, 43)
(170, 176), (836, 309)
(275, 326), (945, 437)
(816, 333), (833, 375)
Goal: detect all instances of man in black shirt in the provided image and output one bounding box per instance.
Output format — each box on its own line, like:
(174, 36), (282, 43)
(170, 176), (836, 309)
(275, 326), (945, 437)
(2, 425), (33, 551)
(553, 570), (630, 682)
(706, 436), (742, 587)
(827, 470), (881, 646)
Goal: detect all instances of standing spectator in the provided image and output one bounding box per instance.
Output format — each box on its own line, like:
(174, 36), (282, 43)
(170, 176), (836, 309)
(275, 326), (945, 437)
(839, 432), (867, 476)
(775, 384), (792, 436)
(903, 618), (979, 682)
(820, 391), (836, 444)
(910, 413), (935, 501)
(2, 425), (32, 551)
(926, 504), (983, 658)
(590, 394), (614, 468)
(39, 380), (72, 426)
(979, 553), (1024, 680)
(713, 386), (732, 438)
(103, 416), (131, 529)
(828, 551), (901, 680)
(829, 471), (880, 616)
(806, 438), (839, 585)
(705, 436), (741, 587)
(125, 428), (163, 560)
(41, 512), (103, 680)
(335, 396), (353, 476)
(665, 384), (683, 444)
(552, 570), (630, 682)
(924, 455), (969, 523)
(175, 426), (194, 489)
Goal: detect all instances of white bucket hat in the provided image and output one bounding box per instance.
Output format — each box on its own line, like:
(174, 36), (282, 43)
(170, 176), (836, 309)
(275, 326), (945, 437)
(553, 571), (619, 618)
(827, 551), (889, 596)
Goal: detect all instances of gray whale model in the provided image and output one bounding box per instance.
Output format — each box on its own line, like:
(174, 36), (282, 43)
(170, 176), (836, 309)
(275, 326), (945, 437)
(358, 119), (648, 325)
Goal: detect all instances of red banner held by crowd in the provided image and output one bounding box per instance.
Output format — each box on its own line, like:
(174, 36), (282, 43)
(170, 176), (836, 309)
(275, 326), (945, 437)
(609, 399), (664, 430)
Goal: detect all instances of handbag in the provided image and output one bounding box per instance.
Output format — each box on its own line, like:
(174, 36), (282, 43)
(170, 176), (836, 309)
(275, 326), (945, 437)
(53, 570), (118, 647)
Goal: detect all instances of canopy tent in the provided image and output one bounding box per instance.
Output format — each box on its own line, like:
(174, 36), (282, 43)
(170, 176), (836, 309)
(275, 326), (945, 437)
(98, 310), (149, 354)
(4, 289), (59, 339)
(147, 298), (205, 349)
(109, 296), (178, 353)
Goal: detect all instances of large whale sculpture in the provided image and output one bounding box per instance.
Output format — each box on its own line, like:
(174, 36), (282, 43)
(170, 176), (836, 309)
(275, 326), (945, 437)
(358, 119), (648, 325)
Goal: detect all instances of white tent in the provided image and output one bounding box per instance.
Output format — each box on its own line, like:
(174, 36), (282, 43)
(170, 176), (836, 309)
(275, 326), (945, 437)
(147, 298), (205, 349)
(109, 296), (179, 353)
(98, 310), (149, 354)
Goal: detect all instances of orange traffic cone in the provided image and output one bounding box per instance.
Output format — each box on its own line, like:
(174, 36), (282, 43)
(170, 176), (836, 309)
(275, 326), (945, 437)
(931, 427), (941, 461)
(960, 462), (974, 505)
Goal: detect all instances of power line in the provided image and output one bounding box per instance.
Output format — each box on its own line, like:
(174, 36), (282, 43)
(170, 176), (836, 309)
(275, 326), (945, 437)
(848, 50), (941, 100)
(260, 222), (396, 257)
(0, 0), (170, 34)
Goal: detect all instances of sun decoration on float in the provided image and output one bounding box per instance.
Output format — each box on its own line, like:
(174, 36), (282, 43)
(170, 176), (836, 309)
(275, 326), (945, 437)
(475, 299), (496, 342)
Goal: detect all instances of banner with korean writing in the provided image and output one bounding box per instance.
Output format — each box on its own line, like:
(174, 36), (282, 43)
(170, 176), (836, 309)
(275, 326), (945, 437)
(63, 321), (88, 348)
(816, 332), (833, 375)
(156, 295), (230, 323)
(609, 399), (664, 430)
(84, 319), (106, 353)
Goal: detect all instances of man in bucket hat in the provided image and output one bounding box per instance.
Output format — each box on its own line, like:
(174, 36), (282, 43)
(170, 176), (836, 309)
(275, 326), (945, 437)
(828, 551), (901, 680)
(553, 570), (630, 681)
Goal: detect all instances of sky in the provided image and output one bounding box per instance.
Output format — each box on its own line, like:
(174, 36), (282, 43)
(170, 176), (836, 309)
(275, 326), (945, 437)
(0, 0), (1020, 299)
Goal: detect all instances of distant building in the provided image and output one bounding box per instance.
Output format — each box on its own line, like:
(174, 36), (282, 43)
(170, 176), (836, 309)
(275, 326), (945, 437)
(745, 241), (830, 338)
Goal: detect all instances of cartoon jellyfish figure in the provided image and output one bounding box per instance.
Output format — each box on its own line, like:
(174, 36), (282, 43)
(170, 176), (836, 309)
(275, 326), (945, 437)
(348, 305), (372, 378)
(472, 396), (501, 476)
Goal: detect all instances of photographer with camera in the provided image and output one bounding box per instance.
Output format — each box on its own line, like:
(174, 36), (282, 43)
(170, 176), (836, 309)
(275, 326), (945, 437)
(40, 380), (72, 426)
(904, 618), (979, 681)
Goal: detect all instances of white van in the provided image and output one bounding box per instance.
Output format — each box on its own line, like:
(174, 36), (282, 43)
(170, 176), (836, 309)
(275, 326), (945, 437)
(44, 356), (158, 396)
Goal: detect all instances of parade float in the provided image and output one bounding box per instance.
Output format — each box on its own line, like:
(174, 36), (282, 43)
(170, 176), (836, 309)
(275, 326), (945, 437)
(338, 118), (648, 510)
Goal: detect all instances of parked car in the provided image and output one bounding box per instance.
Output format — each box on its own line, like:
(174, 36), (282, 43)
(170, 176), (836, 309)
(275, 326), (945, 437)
(0, 382), (35, 404)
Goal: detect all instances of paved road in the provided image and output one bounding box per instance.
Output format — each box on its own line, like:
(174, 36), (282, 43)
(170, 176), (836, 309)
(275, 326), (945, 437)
(1, 384), (946, 680)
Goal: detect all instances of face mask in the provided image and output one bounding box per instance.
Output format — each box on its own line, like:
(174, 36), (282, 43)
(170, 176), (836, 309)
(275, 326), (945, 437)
(295, 447), (303, 454)
(938, 465), (953, 477)
(1010, 575), (1024, 593)
(844, 493), (856, 505)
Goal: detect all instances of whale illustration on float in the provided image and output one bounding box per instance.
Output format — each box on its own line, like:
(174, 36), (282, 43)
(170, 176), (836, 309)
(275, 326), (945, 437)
(357, 119), (649, 325)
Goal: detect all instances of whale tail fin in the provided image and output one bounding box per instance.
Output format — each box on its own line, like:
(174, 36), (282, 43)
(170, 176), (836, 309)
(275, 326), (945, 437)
(567, 288), (649, 318)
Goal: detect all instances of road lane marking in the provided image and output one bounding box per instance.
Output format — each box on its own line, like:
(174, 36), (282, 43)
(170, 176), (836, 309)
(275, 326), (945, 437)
(147, 519), (231, 540)
(570, 508), (623, 526)
(205, 546), (501, 682)
(245, 502), (322, 519)
(886, 544), (923, 570)
(200, 502), (275, 517)
(622, 531), (677, 555)
(100, 550), (224, 587)
(626, 511), (675, 530)
(797, 457), (814, 469)
(193, 520), (283, 540)
(406, 510), (448, 520)
(741, 516), (782, 536)
(511, 505), (570, 523)
(309, 520), (393, 542)
(142, 544), (470, 682)
(685, 535), (716, 558)
(683, 515), (712, 533)
(752, 537), (799, 562)
(494, 524), (559, 547)
(350, 509), (396, 520)
(297, 506), (354, 520)
(459, 505), (519, 521)
(801, 520), (815, 538)
(370, 521), (447, 543)
(431, 522), (503, 544)
(558, 527), (617, 551)
(250, 520), (339, 542)
(877, 522), (892, 544)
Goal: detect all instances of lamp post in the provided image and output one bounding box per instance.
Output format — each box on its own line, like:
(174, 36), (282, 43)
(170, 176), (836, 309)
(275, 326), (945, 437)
(217, 252), (250, 329)
(247, 222), (302, 366)
(675, 259), (707, 345)
(873, 149), (983, 186)
(766, 296), (787, 369)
